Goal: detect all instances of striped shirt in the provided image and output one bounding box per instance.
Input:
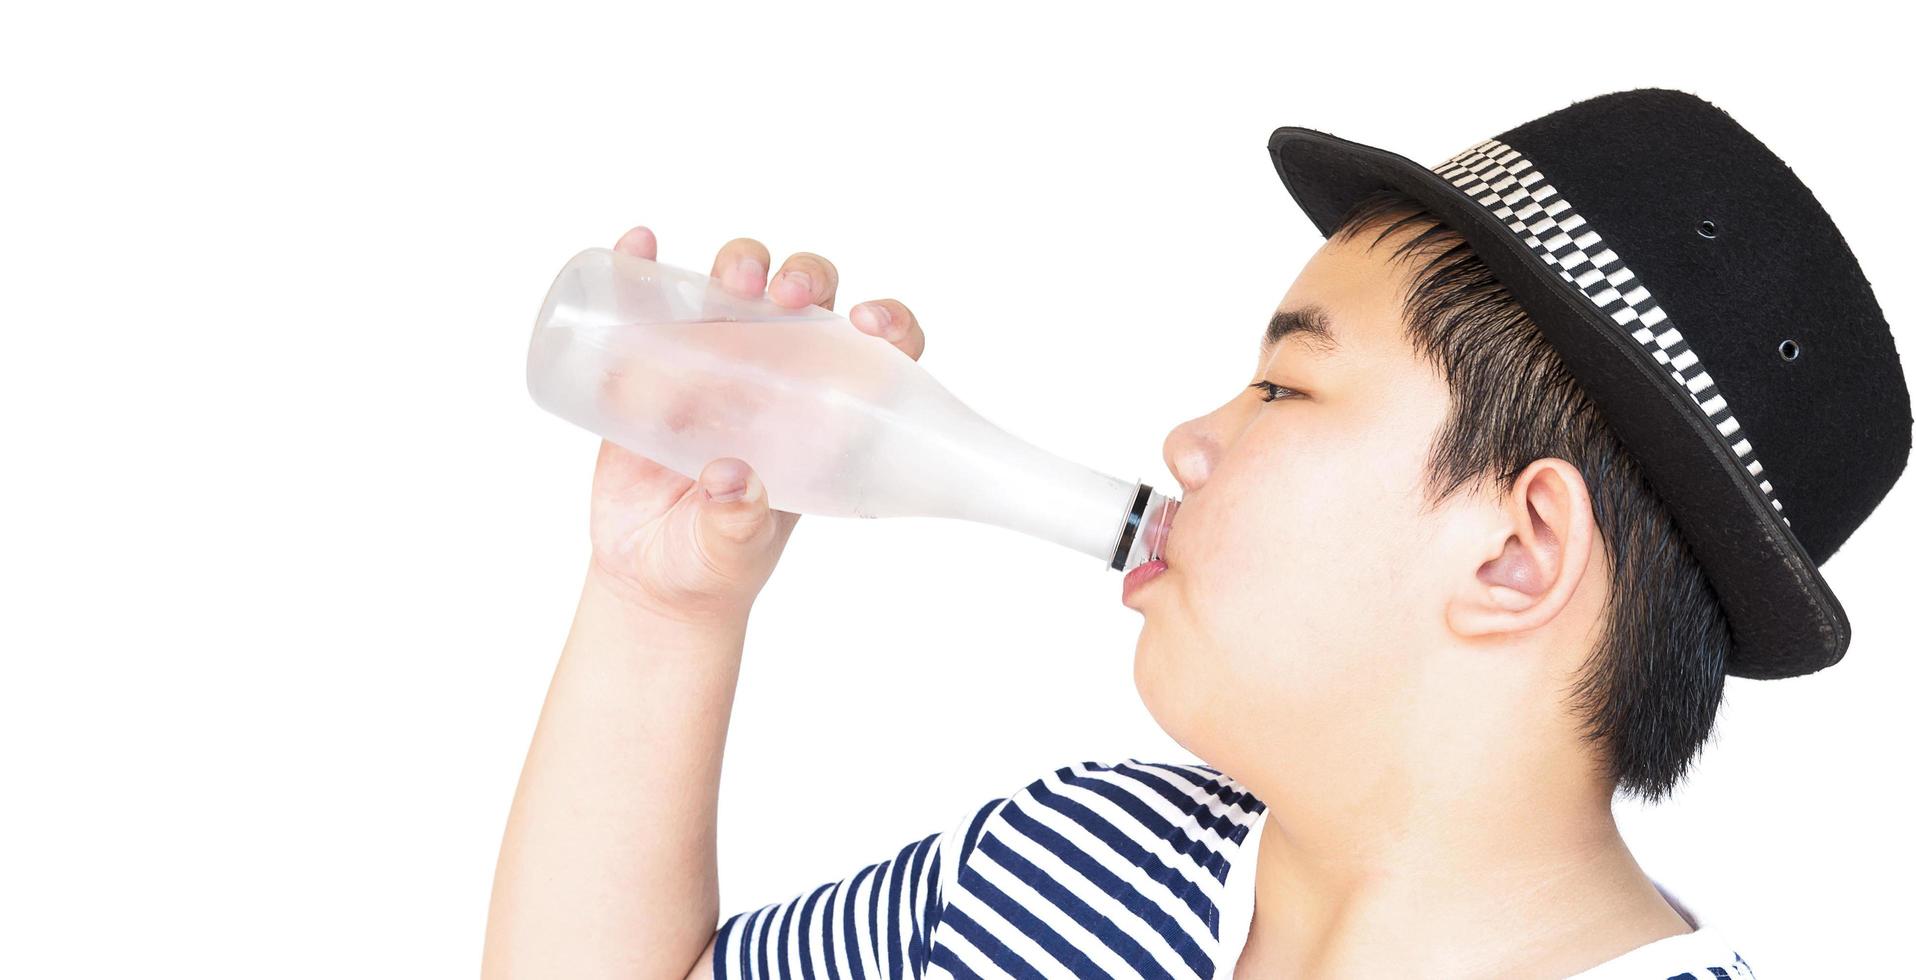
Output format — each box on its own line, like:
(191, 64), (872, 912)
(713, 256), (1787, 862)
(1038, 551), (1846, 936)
(713, 759), (1754, 978)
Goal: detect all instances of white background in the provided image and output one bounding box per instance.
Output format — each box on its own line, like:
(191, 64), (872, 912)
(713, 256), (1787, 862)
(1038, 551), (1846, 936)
(3, 3), (1909, 977)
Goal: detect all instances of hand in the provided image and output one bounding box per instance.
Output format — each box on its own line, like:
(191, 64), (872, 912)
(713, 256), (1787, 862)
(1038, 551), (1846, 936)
(582, 226), (928, 624)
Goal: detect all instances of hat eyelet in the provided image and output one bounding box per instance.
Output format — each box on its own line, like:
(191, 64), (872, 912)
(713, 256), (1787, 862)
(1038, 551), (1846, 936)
(1778, 338), (1801, 362)
(1696, 219), (1718, 239)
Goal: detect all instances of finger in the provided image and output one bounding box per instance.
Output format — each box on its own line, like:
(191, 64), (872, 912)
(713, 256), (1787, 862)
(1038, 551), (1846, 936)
(614, 226), (659, 260)
(848, 299), (926, 361)
(696, 457), (771, 546)
(768, 252), (840, 311)
(711, 238), (772, 297)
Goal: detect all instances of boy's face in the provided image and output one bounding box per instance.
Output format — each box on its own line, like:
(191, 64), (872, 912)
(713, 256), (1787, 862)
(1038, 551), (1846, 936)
(1130, 226), (1485, 781)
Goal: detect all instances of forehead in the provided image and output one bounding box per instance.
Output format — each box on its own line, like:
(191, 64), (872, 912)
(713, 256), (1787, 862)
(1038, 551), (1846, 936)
(1261, 232), (1419, 362)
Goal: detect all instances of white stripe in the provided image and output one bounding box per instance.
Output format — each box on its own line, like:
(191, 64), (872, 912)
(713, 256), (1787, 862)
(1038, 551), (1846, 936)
(808, 887), (832, 977)
(845, 866), (876, 970)
(768, 903), (789, 972)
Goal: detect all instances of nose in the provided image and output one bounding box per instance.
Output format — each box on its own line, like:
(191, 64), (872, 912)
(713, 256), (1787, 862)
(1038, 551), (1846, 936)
(1163, 414), (1218, 496)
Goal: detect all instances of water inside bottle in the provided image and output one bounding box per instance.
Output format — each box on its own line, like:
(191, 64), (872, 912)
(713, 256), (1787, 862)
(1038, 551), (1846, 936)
(529, 314), (908, 517)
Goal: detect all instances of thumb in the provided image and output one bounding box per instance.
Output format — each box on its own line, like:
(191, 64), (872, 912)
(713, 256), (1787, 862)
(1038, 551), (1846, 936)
(696, 457), (772, 546)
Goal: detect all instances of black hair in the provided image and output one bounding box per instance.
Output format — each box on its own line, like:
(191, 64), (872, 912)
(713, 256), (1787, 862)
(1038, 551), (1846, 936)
(1329, 187), (1731, 802)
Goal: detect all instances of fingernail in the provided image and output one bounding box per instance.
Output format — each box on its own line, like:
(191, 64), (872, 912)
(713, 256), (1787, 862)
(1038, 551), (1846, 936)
(855, 303), (893, 335)
(706, 459), (750, 501)
(774, 269), (812, 302)
(731, 256), (766, 292)
(715, 472), (762, 503)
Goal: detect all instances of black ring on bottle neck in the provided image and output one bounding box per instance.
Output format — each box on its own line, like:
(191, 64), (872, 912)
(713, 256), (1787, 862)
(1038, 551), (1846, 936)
(1112, 482), (1152, 570)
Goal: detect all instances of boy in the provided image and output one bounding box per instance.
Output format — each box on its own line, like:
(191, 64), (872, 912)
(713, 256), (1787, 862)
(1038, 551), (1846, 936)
(484, 88), (1910, 977)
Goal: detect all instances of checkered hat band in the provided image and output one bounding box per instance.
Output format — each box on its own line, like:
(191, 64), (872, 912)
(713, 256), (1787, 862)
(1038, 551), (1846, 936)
(1430, 138), (1787, 523)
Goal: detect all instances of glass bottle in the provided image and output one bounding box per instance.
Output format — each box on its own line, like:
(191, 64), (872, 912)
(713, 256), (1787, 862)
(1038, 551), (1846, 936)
(527, 248), (1177, 572)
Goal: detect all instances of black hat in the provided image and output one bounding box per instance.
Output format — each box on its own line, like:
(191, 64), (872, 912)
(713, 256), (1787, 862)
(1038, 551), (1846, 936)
(1267, 88), (1911, 679)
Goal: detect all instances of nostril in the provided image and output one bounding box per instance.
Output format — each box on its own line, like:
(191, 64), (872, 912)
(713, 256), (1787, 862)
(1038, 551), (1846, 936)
(1177, 452), (1210, 491)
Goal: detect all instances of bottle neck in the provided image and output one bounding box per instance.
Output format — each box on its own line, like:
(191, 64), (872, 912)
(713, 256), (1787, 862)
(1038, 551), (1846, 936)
(1112, 483), (1179, 571)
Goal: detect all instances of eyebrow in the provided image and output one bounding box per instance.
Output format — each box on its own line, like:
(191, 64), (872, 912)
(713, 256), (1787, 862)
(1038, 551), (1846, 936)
(1262, 304), (1341, 357)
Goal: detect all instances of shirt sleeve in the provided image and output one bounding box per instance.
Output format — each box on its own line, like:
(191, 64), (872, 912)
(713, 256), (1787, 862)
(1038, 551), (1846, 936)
(712, 795), (1004, 979)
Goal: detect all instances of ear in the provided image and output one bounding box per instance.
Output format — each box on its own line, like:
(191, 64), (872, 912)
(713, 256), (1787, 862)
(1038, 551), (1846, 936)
(1445, 458), (1599, 640)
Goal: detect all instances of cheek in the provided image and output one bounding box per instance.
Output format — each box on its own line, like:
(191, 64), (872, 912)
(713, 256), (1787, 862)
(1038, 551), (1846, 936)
(1176, 418), (1432, 675)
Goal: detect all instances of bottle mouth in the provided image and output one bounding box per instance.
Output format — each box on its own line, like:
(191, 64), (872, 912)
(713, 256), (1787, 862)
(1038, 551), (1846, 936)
(1145, 496), (1178, 563)
(1112, 484), (1180, 571)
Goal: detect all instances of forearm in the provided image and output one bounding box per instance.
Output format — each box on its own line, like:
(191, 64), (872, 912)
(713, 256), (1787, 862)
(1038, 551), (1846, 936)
(483, 562), (747, 980)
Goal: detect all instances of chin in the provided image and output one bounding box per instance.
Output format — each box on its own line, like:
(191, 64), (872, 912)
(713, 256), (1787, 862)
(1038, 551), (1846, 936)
(1132, 623), (1202, 753)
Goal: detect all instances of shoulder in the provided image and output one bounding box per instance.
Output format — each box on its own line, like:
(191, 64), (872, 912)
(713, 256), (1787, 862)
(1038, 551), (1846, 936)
(954, 759), (1267, 858)
(924, 760), (1268, 975)
(947, 760), (1267, 907)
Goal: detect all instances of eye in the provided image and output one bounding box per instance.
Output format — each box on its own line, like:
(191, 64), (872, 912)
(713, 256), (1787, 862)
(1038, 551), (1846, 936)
(1248, 380), (1300, 403)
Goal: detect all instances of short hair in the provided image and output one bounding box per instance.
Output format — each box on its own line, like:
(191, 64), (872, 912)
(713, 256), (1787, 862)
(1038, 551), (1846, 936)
(1329, 187), (1732, 801)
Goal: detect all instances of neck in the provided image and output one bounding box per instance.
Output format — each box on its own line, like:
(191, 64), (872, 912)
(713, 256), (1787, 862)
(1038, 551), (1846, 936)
(1234, 701), (1691, 975)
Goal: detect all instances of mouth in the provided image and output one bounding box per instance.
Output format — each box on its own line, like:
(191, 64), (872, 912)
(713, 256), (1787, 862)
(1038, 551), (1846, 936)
(1121, 559), (1168, 606)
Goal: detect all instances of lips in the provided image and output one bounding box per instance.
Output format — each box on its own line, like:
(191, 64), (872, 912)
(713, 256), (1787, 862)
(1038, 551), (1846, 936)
(1122, 559), (1167, 605)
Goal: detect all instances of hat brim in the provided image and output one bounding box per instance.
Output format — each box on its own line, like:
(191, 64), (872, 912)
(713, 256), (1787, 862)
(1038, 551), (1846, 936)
(1267, 125), (1848, 679)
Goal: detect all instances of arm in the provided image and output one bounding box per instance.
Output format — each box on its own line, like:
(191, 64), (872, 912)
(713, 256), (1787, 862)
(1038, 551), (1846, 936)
(482, 565), (745, 980)
(483, 228), (927, 980)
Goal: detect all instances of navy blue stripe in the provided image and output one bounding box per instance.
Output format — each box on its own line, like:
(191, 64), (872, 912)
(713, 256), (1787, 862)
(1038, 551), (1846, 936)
(999, 800), (1214, 976)
(1026, 780), (1218, 929)
(820, 884), (840, 978)
(942, 902), (1045, 978)
(976, 832), (1172, 980)
(885, 839), (912, 977)
(866, 857), (884, 973)
(795, 883), (828, 980)
(714, 910), (741, 980)
(960, 798), (1003, 867)
(756, 899), (773, 980)
(777, 889), (796, 978)
(918, 848), (944, 972)
(905, 832), (934, 973)
(930, 943), (986, 980)
(842, 865), (873, 980)
(1060, 768), (1231, 883)
(737, 905), (767, 979)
